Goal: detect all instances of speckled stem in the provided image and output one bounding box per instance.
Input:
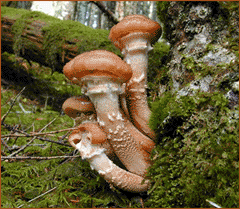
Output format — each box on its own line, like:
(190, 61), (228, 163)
(71, 131), (150, 193)
(82, 76), (151, 177)
(121, 32), (156, 139)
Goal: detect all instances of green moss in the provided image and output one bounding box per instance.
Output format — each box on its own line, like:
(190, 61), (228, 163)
(7, 6), (61, 56)
(41, 20), (120, 70)
(218, 1), (239, 12)
(156, 2), (170, 40)
(1, 6), (29, 19)
(3, 6), (121, 72)
(148, 41), (171, 99)
(147, 91), (239, 208)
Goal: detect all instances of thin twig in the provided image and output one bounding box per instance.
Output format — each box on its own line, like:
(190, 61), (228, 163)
(1, 138), (11, 151)
(1, 122), (72, 147)
(17, 186), (57, 208)
(2, 127), (78, 137)
(1, 87), (26, 123)
(206, 199), (222, 208)
(1, 155), (81, 161)
(7, 118), (57, 157)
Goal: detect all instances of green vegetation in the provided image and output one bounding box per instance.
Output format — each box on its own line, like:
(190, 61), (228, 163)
(2, 3), (239, 208)
(156, 1), (170, 40)
(42, 20), (120, 70)
(2, 6), (121, 72)
(1, 52), (81, 111)
(1, 85), (141, 208)
(146, 91), (239, 208)
(148, 40), (171, 101)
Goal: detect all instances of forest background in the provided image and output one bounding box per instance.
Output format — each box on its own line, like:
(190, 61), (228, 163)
(1, 1), (239, 208)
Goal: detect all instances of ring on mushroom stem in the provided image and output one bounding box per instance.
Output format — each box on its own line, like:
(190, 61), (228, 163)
(69, 125), (151, 193)
(109, 15), (161, 140)
(63, 50), (153, 177)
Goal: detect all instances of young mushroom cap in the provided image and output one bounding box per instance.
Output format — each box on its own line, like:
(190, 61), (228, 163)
(63, 50), (132, 84)
(62, 96), (95, 118)
(109, 14), (161, 50)
(68, 122), (108, 148)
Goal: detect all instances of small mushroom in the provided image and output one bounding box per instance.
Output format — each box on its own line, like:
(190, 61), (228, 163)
(62, 95), (154, 164)
(69, 125), (150, 193)
(109, 15), (161, 139)
(62, 95), (95, 119)
(63, 50), (152, 177)
(63, 96), (118, 159)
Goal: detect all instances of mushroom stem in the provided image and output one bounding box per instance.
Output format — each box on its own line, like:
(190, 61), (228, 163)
(121, 32), (155, 139)
(70, 127), (150, 193)
(109, 15), (161, 140)
(82, 76), (151, 177)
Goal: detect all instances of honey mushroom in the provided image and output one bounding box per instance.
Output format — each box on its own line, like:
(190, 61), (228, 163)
(68, 124), (150, 193)
(63, 50), (153, 177)
(109, 15), (161, 139)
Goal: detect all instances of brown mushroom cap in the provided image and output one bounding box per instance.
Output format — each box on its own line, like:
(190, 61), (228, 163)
(109, 15), (161, 47)
(62, 96), (94, 118)
(69, 123), (107, 145)
(63, 50), (132, 83)
(78, 123), (107, 144)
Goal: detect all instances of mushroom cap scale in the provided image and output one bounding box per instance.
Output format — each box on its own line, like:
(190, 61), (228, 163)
(62, 96), (94, 118)
(109, 15), (161, 47)
(63, 50), (132, 84)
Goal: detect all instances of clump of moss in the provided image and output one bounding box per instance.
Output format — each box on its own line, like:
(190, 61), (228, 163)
(146, 91), (239, 208)
(3, 6), (121, 73)
(7, 7), (60, 56)
(147, 41), (171, 100)
(156, 1), (171, 40)
(1, 6), (30, 19)
(42, 20), (120, 71)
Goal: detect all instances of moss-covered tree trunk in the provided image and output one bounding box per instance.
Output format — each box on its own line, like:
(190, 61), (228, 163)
(146, 2), (239, 208)
(1, 6), (120, 73)
(2, 15), (77, 72)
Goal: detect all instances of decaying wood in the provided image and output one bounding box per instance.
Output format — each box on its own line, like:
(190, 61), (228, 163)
(2, 16), (83, 72)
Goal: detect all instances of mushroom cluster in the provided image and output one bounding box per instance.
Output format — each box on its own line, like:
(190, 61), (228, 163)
(62, 15), (161, 193)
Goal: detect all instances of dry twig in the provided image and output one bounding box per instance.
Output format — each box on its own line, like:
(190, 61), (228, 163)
(17, 186), (57, 208)
(7, 118), (57, 157)
(1, 127), (78, 138)
(1, 87), (26, 123)
(1, 122), (72, 147)
(2, 155), (80, 161)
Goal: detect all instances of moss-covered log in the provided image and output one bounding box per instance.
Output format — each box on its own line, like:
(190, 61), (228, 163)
(1, 6), (121, 73)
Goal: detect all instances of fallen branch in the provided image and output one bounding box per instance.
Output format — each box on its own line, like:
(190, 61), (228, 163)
(1, 122), (72, 147)
(1, 127), (78, 138)
(2, 155), (80, 161)
(7, 118), (57, 157)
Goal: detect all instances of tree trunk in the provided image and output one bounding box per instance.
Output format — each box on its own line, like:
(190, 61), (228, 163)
(97, 10), (102, 29)
(149, 1), (154, 19)
(116, 1), (124, 21)
(72, 1), (78, 21)
(1, 9), (118, 73)
(87, 3), (93, 26)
